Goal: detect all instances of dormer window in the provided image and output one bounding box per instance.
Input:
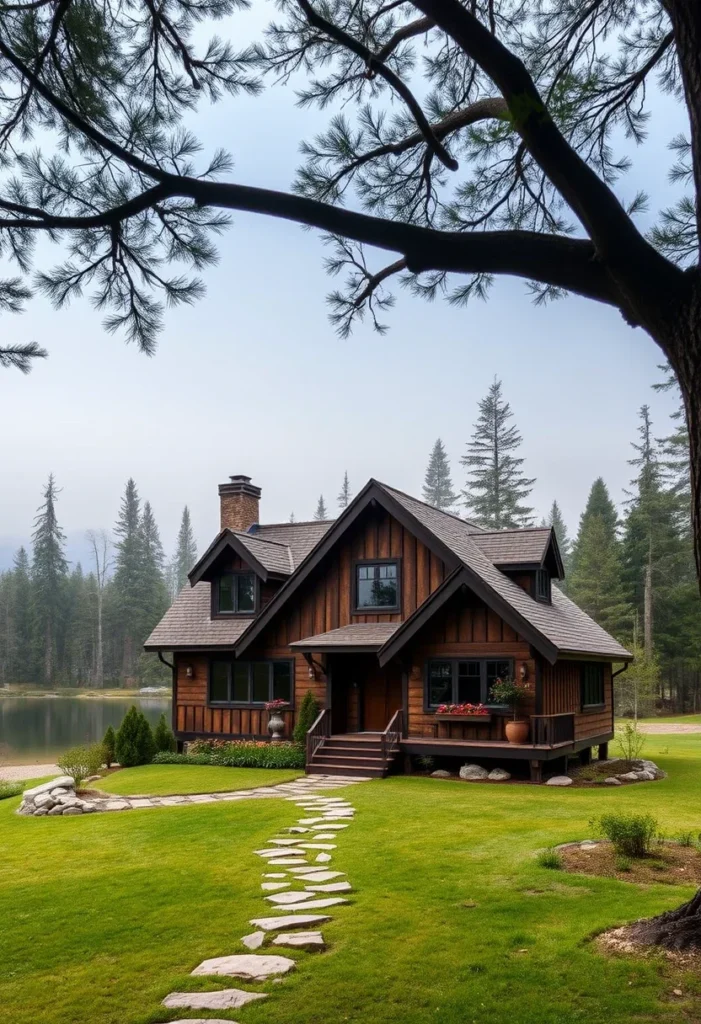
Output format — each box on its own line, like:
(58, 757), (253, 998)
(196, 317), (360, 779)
(217, 572), (256, 614)
(535, 568), (551, 603)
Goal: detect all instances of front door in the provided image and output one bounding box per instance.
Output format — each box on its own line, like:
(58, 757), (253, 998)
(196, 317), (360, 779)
(360, 660), (402, 731)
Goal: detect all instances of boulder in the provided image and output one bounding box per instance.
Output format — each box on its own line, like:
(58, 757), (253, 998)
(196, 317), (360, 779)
(48, 805), (65, 816)
(49, 787), (69, 798)
(636, 770), (655, 782)
(62, 807), (83, 816)
(431, 770), (452, 778)
(617, 772), (640, 782)
(81, 804), (97, 813)
(33, 807), (49, 816)
(34, 793), (55, 809)
(23, 776), (75, 801)
(488, 768), (511, 781)
(604, 777), (622, 786)
(545, 776), (573, 787)
(459, 764), (489, 781)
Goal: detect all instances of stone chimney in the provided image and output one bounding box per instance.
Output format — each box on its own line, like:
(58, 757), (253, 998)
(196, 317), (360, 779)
(218, 475), (261, 533)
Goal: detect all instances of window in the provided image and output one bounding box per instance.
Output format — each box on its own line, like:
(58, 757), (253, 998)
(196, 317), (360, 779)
(209, 660), (293, 705)
(355, 560), (400, 609)
(426, 658), (513, 708)
(535, 568), (551, 603)
(217, 572), (256, 614)
(581, 663), (605, 708)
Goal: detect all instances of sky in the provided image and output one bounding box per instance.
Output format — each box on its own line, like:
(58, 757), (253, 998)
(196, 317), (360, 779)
(0, 6), (688, 571)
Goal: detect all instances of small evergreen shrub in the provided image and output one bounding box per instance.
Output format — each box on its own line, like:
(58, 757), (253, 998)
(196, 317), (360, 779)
(115, 705), (157, 767)
(417, 756), (435, 772)
(594, 811), (660, 858)
(57, 743), (105, 788)
(102, 725), (116, 768)
(616, 721), (645, 762)
(614, 856), (632, 872)
(153, 739), (306, 770)
(0, 780), (23, 801)
(153, 713), (176, 753)
(293, 690), (321, 744)
(676, 830), (694, 847)
(536, 849), (562, 870)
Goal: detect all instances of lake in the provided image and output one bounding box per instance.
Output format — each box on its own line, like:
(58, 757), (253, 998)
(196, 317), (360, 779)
(0, 695), (172, 765)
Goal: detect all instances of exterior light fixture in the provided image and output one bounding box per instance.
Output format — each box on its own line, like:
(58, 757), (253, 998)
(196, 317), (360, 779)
(185, 664), (194, 678)
(519, 664), (529, 682)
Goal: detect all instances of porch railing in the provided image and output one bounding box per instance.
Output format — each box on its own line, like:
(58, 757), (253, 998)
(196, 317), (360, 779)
(381, 708), (403, 763)
(530, 712), (575, 747)
(306, 707), (331, 764)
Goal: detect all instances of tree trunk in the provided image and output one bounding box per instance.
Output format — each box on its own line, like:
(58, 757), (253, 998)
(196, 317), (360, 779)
(95, 589), (104, 689)
(627, 889), (701, 950)
(643, 543), (653, 660)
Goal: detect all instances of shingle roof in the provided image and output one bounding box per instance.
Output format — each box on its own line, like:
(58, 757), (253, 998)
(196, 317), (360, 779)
(144, 583), (247, 650)
(290, 623), (399, 650)
(233, 532), (294, 575)
(254, 521), (335, 569)
(471, 528), (552, 566)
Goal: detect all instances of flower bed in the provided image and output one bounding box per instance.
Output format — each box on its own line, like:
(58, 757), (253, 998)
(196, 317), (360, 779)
(434, 703), (491, 721)
(153, 739), (306, 770)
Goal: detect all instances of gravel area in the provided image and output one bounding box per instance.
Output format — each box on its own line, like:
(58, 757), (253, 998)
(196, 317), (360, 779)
(0, 763), (60, 782)
(636, 723), (701, 734)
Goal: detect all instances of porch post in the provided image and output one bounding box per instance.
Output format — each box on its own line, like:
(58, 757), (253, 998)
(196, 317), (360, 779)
(597, 742), (609, 761)
(529, 760), (542, 783)
(579, 747), (592, 766)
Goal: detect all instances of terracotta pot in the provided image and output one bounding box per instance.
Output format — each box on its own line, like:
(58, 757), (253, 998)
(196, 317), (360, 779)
(505, 719), (529, 745)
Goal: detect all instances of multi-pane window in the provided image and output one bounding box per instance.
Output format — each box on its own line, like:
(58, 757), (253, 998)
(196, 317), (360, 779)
(427, 659), (513, 707)
(209, 660), (293, 705)
(535, 568), (551, 603)
(581, 663), (605, 707)
(356, 561), (399, 609)
(218, 573), (256, 614)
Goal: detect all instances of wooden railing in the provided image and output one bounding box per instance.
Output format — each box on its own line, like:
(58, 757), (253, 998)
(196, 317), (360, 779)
(381, 708), (403, 763)
(530, 712), (575, 747)
(306, 707), (331, 764)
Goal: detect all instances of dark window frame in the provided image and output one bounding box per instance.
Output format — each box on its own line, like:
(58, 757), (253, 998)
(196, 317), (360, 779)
(581, 663), (605, 710)
(208, 658), (295, 707)
(535, 568), (551, 603)
(211, 571), (259, 618)
(424, 657), (514, 711)
(353, 557), (402, 613)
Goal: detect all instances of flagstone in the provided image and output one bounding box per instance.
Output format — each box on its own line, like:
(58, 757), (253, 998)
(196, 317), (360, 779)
(250, 914), (332, 932)
(298, 818), (326, 825)
(272, 931), (325, 951)
(262, 882), (291, 891)
(298, 843), (336, 850)
(291, 870), (345, 881)
(241, 931), (265, 949)
(268, 857), (313, 865)
(287, 897), (348, 911)
(268, 838), (305, 846)
(315, 853), (332, 863)
(265, 890), (317, 905)
(311, 823), (349, 830)
(163, 990), (266, 1010)
(311, 834), (338, 841)
(305, 881), (352, 893)
(192, 954), (295, 980)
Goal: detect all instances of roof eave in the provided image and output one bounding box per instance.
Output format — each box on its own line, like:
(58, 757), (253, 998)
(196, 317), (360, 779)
(188, 531), (270, 585)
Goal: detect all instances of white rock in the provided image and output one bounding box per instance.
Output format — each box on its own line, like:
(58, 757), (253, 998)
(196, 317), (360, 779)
(315, 853), (332, 863)
(311, 834), (338, 841)
(263, 873), (288, 879)
(604, 777), (622, 786)
(305, 881), (352, 893)
(292, 870), (344, 882)
(34, 793), (55, 809)
(23, 776), (74, 800)
(62, 807), (83, 815)
(487, 768), (511, 781)
(262, 882), (291, 891)
(265, 891), (317, 905)
(299, 843), (336, 850)
(636, 770), (655, 781)
(83, 775), (102, 783)
(287, 897), (348, 911)
(431, 770), (452, 778)
(47, 805), (65, 816)
(268, 839), (304, 846)
(33, 807), (49, 816)
(255, 848), (306, 858)
(287, 827), (309, 833)
(192, 954), (295, 980)
(545, 776), (573, 786)
(298, 817), (326, 825)
(105, 800), (132, 810)
(580, 841), (598, 850)
(272, 931), (325, 951)
(617, 772), (640, 782)
(310, 823), (348, 830)
(268, 857), (313, 866)
(57, 795), (80, 806)
(82, 804), (97, 813)
(49, 788), (69, 797)
(163, 990), (267, 1010)
(250, 914), (332, 932)
(241, 931), (265, 950)
(459, 764), (489, 781)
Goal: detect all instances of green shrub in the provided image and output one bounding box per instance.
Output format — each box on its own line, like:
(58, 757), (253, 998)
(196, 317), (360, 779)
(676, 830), (694, 847)
(153, 739), (306, 770)
(614, 856), (632, 872)
(0, 780), (23, 801)
(115, 705), (157, 767)
(536, 849), (562, 870)
(153, 713), (176, 753)
(293, 690), (321, 744)
(417, 756), (435, 772)
(594, 811), (660, 858)
(616, 721), (645, 762)
(102, 725), (116, 768)
(57, 743), (105, 789)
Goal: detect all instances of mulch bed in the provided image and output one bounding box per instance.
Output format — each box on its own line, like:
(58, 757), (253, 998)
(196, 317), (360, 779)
(568, 758), (641, 785)
(560, 841), (701, 885)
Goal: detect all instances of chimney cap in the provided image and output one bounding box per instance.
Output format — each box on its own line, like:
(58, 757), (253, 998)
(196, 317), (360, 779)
(218, 474), (261, 500)
(229, 474), (252, 484)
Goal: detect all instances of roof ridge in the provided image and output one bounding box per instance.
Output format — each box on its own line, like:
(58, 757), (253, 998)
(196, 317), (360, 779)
(232, 530), (291, 550)
(474, 526), (551, 536)
(373, 480), (484, 531)
(258, 519), (337, 528)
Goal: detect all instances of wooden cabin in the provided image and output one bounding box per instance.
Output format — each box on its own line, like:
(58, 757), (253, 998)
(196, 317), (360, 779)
(145, 474), (631, 780)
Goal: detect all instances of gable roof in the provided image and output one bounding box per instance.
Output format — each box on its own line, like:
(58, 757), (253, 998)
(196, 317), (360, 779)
(471, 528), (553, 568)
(144, 582), (247, 650)
(254, 521), (335, 568)
(189, 520), (334, 586)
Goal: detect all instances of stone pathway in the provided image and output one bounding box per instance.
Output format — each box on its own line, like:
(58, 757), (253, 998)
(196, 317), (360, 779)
(0, 763), (60, 782)
(161, 781), (362, 1017)
(18, 772), (367, 817)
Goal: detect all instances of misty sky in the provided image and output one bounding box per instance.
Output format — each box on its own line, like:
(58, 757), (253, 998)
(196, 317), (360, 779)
(0, 5), (688, 570)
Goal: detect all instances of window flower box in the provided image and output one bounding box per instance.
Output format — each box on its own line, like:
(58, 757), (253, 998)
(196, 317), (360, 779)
(434, 703), (491, 722)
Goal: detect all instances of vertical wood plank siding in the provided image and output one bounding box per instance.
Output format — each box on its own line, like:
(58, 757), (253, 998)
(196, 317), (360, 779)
(541, 660), (613, 740)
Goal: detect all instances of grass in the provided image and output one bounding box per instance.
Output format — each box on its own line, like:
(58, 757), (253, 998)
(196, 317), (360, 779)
(2, 734), (701, 1024)
(95, 765), (303, 796)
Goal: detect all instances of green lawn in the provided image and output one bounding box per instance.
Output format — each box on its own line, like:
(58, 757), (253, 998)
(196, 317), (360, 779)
(2, 736), (701, 1024)
(96, 765), (303, 796)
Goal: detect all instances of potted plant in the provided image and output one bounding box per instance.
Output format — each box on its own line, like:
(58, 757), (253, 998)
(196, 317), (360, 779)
(490, 677), (530, 744)
(265, 699), (289, 742)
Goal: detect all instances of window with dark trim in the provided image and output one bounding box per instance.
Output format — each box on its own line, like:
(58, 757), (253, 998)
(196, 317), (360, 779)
(426, 658), (513, 708)
(209, 660), (293, 705)
(581, 663), (605, 708)
(535, 568), (551, 603)
(217, 572), (256, 614)
(355, 560), (400, 610)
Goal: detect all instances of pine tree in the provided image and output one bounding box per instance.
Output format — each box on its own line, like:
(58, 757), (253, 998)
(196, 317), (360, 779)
(112, 479), (144, 680)
(461, 379), (535, 529)
(568, 479), (632, 640)
(31, 474), (68, 684)
(138, 501), (170, 684)
(422, 439), (458, 511)
(154, 712), (176, 752)
(289, 512), (296, 523)
(173, 506), (197, 594)
(337, 471), (352, 510)
(545, 500), (572, 578)
(314, 495), (329, 520)
(9, 547), (32, 682)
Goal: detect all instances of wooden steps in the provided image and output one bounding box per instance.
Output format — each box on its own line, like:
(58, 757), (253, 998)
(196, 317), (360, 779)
(307, 734), (399, 778)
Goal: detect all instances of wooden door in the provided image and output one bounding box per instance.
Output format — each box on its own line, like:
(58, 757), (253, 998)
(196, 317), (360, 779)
(361, 662), (402, 731)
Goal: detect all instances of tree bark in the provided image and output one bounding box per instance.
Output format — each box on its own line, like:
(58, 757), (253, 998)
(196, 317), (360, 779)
(627, 888), (701, 950)
(644, 540), (653, 660)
